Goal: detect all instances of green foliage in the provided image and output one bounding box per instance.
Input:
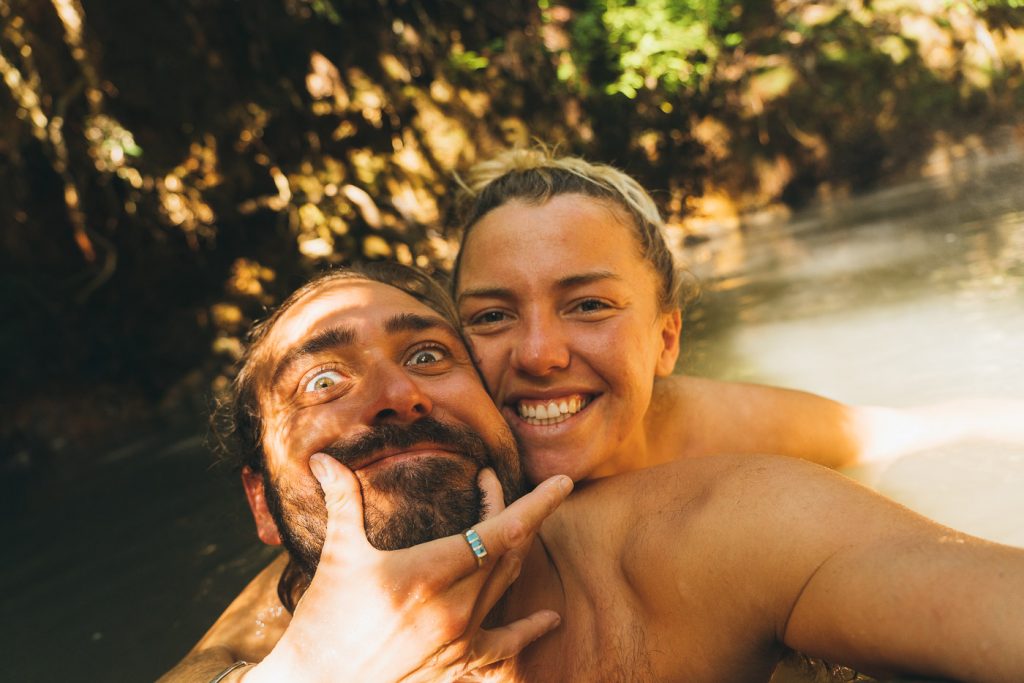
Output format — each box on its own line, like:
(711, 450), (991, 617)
(562, 0), (728, 97)
(449, 49), (490, 72)
(968, 0), (1024, 8)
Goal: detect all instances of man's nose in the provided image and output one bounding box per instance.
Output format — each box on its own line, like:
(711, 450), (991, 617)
(362, 361), (433, 424)
(510, 313), (570, 377)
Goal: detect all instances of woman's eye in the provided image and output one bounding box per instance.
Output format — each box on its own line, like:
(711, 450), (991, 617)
(407, 348), (446, 366)
(470, 310), (507, 325)
(576, 299), (608, 313)
(304, 370), (344, 393)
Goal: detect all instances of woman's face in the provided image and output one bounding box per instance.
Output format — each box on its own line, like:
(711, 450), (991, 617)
(455, 194), (681, 483)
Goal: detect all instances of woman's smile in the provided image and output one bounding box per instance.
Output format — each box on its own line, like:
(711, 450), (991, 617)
(513, 393), (592, 426)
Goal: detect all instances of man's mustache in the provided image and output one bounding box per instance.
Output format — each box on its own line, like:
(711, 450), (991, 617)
(320, 417), (490, 469)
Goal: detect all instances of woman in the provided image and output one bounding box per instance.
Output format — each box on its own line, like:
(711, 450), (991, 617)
(453, 149), (861, 483)
(163, 149), (1023, 682)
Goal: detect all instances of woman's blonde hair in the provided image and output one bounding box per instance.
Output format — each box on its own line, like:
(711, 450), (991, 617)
(452, 147), (694, 311)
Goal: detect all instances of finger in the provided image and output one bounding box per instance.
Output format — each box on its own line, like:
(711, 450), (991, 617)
(309, 453), (375, 557)
(466, 549), (523, 630)
(468, 609), (561, 668)
(429, 474), (573, 581)
(478, 468), (507, 520)
(473, 474), (572, 558)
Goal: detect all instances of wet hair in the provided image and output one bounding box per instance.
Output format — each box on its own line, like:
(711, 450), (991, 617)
(451, 147), (696, 312)
(210, 261), (461, 474)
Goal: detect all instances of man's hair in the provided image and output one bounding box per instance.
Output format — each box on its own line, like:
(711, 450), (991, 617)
(211, 262), (461, 474)
(451, 146), (698, 311)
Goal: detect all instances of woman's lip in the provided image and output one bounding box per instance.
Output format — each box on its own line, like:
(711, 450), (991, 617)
(504, 389), (596, 403)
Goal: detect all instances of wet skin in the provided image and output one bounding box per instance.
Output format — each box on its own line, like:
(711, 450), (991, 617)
(456, 194), (681, 483)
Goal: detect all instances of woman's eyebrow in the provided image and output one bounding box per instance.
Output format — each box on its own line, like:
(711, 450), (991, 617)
(556, 270), (620, 289)
(458, 271), (621, 304)
(457, 285), (514, 303)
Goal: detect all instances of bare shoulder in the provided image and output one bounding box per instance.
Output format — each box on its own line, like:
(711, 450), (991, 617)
(570, 453), (849, 526)
(192, 553), (291, 661)
(556, 455), (803, 550)
(562, 454), (936, 596)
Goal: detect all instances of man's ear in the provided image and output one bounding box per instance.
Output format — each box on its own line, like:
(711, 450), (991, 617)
(241, 466), (283, 546)
(655, 308), (682, 376)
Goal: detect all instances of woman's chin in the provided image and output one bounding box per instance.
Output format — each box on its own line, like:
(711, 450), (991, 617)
(521, 446), (602, 485)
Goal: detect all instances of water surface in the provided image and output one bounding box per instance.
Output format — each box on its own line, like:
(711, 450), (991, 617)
(684, 138), (1024, 547)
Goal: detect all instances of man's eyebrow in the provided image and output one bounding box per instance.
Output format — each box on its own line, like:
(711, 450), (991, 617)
(384, 312), (457, 337)
(271, 325), (355, 388)
(457, 271), (622, 303)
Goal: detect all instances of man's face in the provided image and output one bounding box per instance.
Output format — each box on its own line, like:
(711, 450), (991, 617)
(251, 278), (523, 576)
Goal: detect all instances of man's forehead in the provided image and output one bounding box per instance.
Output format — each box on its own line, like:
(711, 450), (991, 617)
(260, 278), (458, 370)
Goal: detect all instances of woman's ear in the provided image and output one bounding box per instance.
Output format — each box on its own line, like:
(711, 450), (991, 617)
(241, 466), (283, 546)
(655, 309), (682, 376)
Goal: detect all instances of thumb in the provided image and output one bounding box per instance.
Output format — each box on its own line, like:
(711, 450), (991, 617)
(310, 453), (372, 553)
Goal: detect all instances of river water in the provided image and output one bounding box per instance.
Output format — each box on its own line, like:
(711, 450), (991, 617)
(683, 135), (1024, 548)
(3, 139), (1022, 681)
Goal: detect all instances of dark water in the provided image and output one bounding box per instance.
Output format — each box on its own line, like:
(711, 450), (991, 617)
(1, 432), (277, 681)
(4, 136), (1022, 682)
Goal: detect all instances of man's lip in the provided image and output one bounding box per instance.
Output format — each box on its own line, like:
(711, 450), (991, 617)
(350, 443), (459, 470)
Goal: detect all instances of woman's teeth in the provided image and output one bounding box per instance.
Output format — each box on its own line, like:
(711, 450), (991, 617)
(516, 396), (589, 426)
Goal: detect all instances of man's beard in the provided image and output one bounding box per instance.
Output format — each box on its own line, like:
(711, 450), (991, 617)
(263, 416), (524, 581)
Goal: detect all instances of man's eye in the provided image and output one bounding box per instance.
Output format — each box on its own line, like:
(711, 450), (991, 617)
(304, 370), (344, 393)
(406, 348), (446, 366)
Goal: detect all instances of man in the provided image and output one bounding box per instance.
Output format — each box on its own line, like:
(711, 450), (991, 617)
(165, 263), (1024, 682)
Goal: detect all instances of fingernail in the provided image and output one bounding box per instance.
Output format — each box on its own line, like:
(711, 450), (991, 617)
(557, 476), (573, 494)
(310, 453), (332, 483)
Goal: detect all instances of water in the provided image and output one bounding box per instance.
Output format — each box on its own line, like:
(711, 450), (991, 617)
(684, 136), (1024, 547)
(3, 139), (1022, 681)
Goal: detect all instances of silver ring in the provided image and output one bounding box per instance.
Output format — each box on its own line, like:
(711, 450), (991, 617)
(463, 528), (488, 567)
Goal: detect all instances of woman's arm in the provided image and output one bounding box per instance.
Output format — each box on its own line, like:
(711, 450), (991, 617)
(660, 376), (1024, 469)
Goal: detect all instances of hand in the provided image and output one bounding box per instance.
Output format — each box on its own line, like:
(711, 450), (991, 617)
(243, 453), (572, 683)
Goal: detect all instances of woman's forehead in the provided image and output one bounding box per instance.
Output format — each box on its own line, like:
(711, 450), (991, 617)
(458, 194), (650, 286)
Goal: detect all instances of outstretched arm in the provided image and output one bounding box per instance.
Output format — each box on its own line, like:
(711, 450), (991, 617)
(709, 456), (1024, 681)
(158, 454), (572, 683)
(662, 376), (1024, 469)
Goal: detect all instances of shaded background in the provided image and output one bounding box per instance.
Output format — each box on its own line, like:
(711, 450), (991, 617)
(2, 1), (1023, 680)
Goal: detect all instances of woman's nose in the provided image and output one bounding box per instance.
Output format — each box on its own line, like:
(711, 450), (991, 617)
(510, 316), (570, 376)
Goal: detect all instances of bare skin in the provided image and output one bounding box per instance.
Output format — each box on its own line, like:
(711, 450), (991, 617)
(183, 278), (1024, 682)
(162, 196), (1024, 680)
